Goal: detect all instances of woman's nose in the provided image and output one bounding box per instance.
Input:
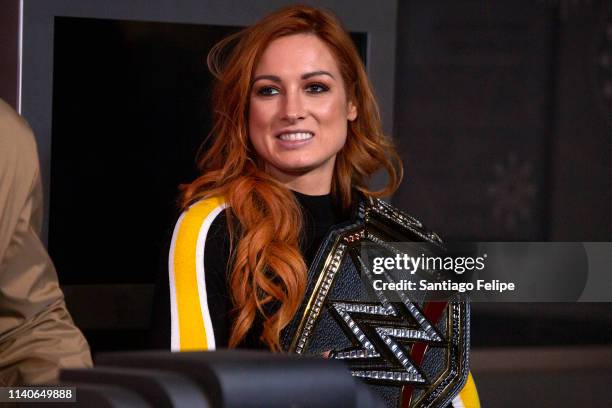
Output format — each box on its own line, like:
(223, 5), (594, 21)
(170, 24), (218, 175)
(282, 90), (306, 122)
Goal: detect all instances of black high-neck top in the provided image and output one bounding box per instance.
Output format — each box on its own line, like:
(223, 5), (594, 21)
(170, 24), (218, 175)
(293, 190), (345, 267)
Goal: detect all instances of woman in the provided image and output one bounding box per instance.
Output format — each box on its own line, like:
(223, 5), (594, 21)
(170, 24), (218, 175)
(166, 5), (479, 407)
(169, 5), (400, 352)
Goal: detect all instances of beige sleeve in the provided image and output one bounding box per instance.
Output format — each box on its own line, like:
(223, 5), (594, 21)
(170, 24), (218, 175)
(0, 99), (92, 386)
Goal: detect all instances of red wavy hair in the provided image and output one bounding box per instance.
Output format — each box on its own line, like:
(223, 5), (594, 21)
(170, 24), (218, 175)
(180, 5), (403, 351)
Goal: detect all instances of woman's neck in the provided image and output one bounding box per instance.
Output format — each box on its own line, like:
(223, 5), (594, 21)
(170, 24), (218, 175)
(266, 162), (334, 196)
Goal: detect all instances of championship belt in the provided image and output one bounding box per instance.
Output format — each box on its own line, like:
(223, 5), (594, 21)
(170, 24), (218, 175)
(282, 198), (470, 408)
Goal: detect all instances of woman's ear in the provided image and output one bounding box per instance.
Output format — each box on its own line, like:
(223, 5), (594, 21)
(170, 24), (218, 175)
(347, 100), (357, 122)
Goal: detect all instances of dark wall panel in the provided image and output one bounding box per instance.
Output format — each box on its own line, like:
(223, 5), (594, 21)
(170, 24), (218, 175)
(394, 0), (611, 241)
(50, 18), (239, 284)
(551, 2), (612, 240)
(394, 0), (556, 241)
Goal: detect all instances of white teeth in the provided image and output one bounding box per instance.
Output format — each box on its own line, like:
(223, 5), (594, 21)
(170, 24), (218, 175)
(278, 132), (313, 141)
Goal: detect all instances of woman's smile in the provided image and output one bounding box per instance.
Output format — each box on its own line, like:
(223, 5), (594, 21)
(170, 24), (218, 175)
(276, 129), (315, 149)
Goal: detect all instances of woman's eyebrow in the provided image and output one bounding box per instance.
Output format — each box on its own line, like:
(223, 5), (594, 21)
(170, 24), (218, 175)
(302, 70), (334, 80)
(252, 74), (281, 84)
(251, 70), (335, 85)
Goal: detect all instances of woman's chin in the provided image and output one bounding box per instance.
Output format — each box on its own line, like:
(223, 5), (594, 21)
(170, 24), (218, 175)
(267, 161), (329, 179)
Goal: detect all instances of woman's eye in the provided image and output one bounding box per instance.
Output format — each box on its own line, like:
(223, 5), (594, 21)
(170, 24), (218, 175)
(256, 86), (280, 96)
(305, 83), (329, 94)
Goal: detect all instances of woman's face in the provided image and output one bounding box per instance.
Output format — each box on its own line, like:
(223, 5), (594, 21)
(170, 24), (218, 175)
(248, 33), (357, 189)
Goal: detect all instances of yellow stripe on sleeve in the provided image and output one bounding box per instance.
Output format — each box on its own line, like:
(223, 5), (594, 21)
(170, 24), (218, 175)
(453, 372), (481, 408)
(169, 196), (226, 351)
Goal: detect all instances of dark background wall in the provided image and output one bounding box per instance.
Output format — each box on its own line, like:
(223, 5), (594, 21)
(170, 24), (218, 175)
(393, 0), (611, 242)
(551, 1), (612, 240)
(394, 0), (554, 241)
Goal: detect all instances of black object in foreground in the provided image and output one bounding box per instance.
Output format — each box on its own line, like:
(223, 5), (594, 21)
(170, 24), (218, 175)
(57, 350), (383, 408)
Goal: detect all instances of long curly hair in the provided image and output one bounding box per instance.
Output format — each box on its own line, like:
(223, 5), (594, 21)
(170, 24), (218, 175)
(180, 5), (403, 351)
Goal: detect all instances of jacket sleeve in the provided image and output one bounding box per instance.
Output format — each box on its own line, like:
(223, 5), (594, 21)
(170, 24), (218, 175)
(0, 99), (92, 386)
